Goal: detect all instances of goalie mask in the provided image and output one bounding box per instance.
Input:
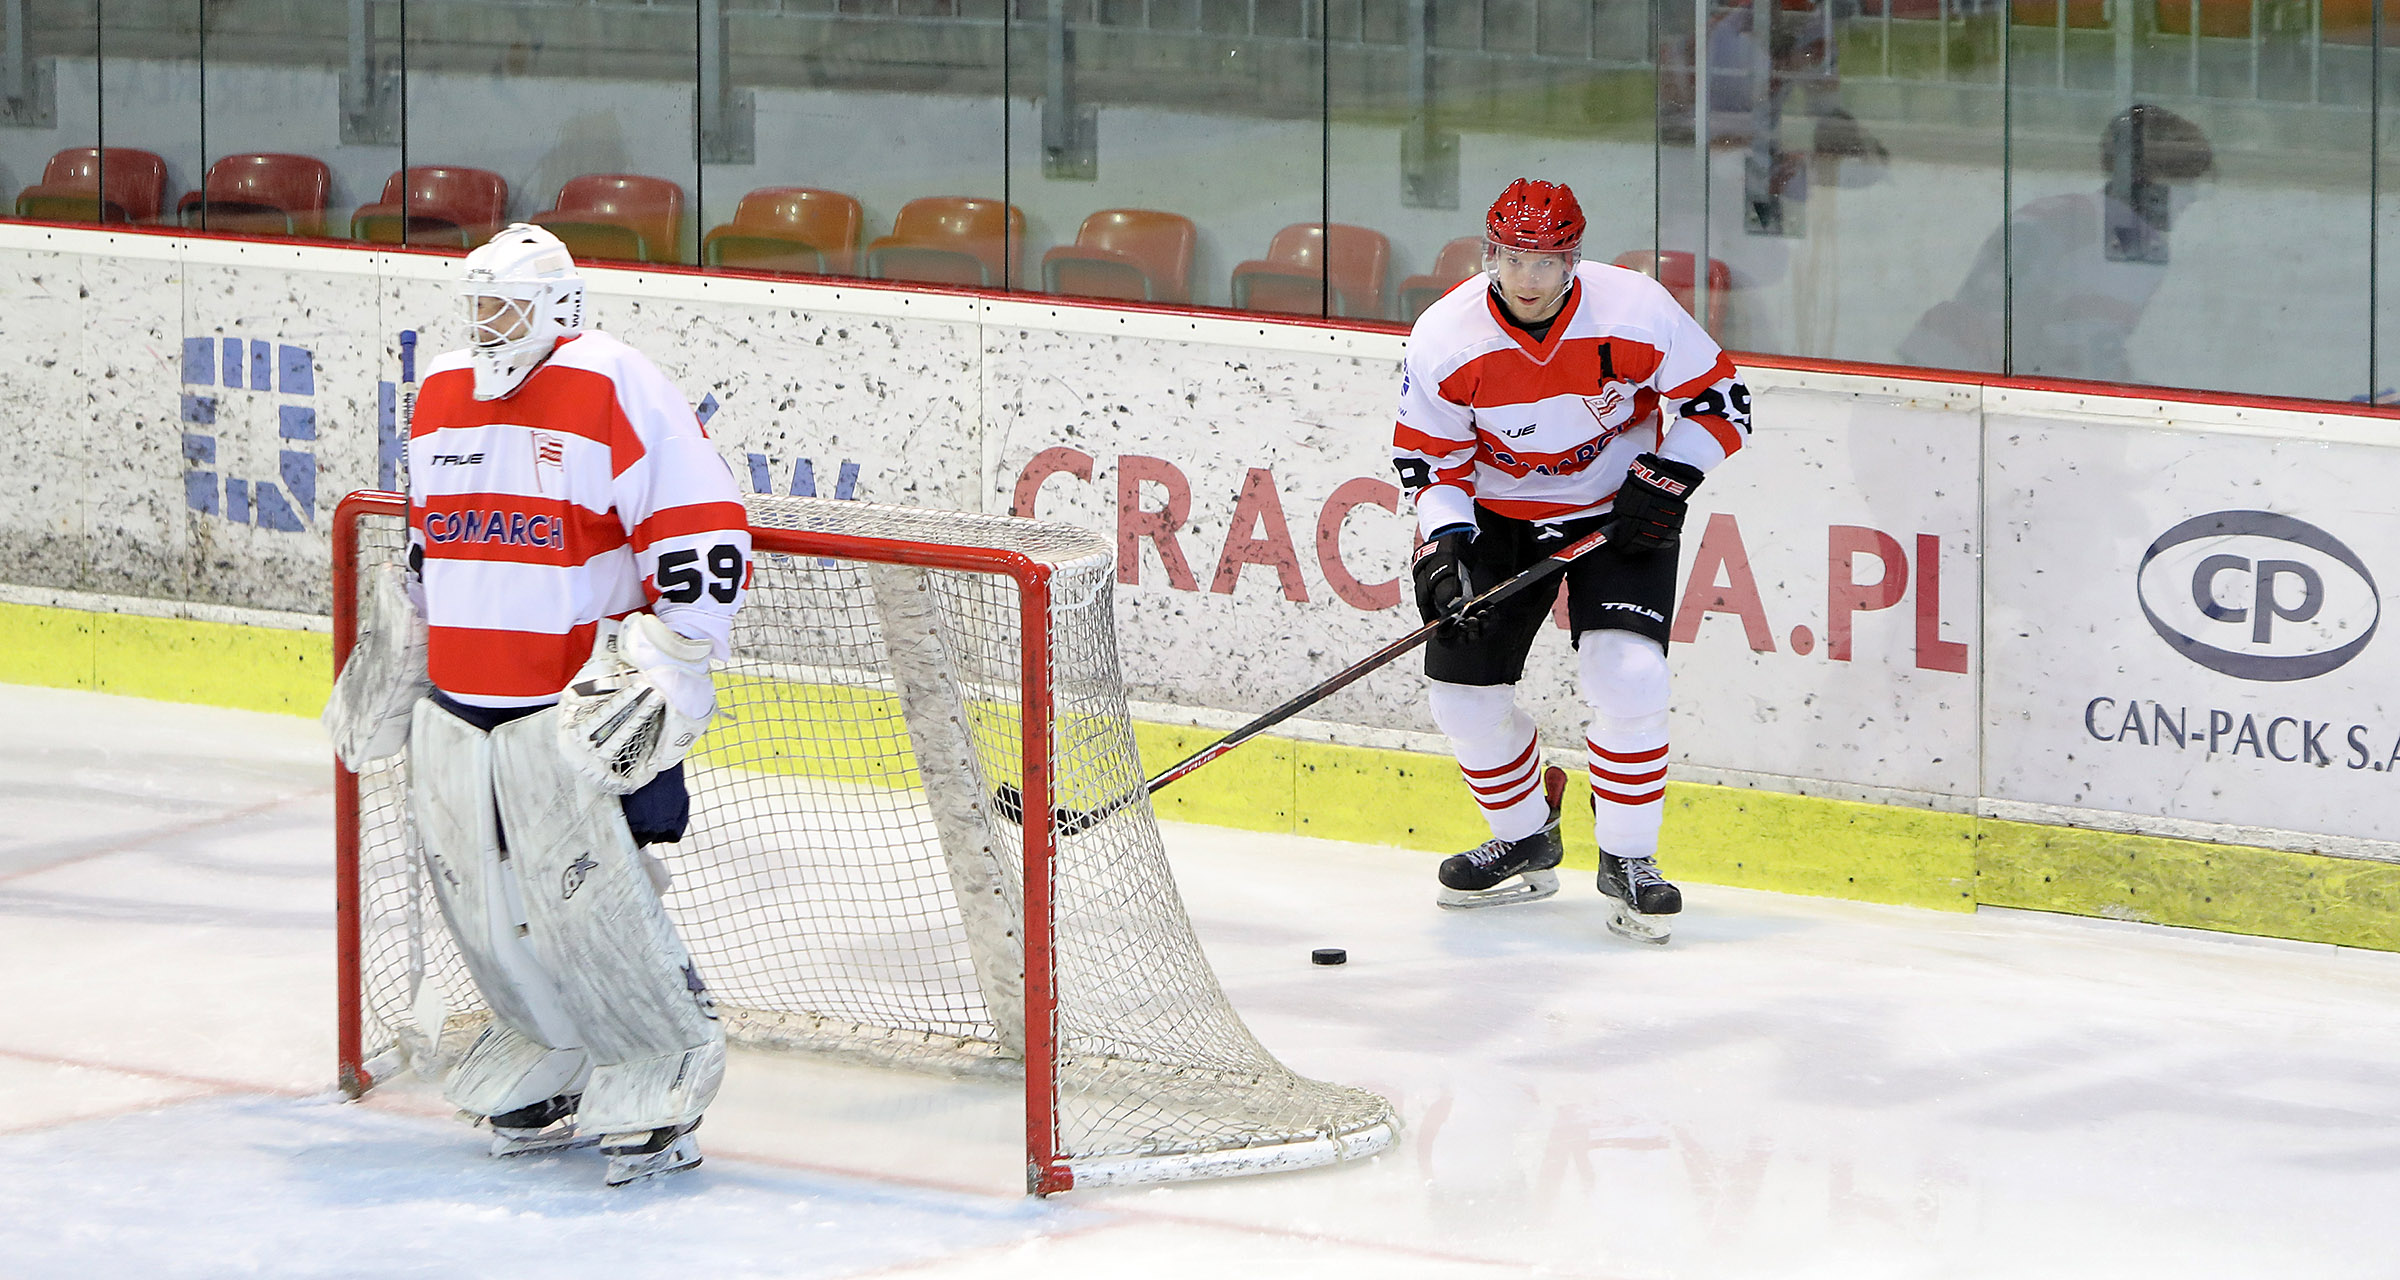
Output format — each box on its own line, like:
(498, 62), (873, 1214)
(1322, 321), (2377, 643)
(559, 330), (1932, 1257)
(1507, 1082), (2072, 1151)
(459, 223), (586, 401)
(1484, 178), (1585, 323)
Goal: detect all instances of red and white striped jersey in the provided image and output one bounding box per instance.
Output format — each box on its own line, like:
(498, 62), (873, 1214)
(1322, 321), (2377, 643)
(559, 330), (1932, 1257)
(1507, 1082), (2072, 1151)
(1392, 261), (1751, 537)
(406, 330), (751, 709)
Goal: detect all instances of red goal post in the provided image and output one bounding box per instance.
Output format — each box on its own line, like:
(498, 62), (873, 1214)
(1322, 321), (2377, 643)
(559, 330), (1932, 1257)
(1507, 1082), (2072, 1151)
(331, 489), (1396, 1194)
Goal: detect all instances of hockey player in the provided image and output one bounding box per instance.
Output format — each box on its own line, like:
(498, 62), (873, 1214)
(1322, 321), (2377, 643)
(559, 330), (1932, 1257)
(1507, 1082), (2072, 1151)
(1393, 179), (1752, 943)
(324, 223), (751, 1183)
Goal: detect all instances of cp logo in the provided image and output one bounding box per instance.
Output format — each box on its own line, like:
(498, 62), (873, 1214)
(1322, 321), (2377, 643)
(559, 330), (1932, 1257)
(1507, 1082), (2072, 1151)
(2135, 510), (2379, 682)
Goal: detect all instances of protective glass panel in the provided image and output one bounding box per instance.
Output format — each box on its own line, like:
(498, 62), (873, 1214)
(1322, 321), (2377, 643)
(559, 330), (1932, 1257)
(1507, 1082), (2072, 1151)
(1011, 0), (1322, 310)
(405, 2), (700, 263)
(1330, 0), (1653, 328)
(694, 0), (1007, 285)
(2, 1), (101, 223)
(1996, 0), (2371, 396)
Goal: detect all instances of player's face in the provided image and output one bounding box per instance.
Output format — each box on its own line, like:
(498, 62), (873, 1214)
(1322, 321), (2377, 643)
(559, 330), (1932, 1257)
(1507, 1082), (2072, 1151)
(468, 293), (533, 348)
(1486, 244), (1576, 325)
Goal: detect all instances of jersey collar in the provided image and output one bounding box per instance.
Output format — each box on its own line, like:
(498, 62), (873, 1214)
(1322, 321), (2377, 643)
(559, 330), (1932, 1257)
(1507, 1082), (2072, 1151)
(1486, 277), (1581, 362)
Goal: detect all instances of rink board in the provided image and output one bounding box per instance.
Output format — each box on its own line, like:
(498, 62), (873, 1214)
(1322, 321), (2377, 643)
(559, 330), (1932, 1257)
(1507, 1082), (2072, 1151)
(6, 223), (2400, 950)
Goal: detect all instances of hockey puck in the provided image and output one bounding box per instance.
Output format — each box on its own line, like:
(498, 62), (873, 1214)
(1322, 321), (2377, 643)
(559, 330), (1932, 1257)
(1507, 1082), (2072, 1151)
(1311, 948), (1347, 966)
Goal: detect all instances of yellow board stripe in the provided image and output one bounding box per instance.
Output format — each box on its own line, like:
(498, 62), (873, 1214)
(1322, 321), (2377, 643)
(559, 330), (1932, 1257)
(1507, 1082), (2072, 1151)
(8, 598), (2396, 952)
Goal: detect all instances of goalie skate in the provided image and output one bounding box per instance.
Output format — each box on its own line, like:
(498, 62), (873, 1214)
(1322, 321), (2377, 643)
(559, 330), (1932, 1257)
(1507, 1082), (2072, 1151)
(601, 1122), (703, 1187)
(484, 1094), (598, 1158)
(1437, 766), (1568, 910)
(1595, 852), (1681, 945)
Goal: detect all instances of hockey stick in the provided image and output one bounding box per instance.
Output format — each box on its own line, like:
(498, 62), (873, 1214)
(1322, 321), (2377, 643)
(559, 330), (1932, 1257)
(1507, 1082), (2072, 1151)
(995, 524), (1612, 836)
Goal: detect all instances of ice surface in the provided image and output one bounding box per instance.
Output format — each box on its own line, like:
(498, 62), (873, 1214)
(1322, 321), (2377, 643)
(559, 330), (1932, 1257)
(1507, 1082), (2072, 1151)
(5, 683), (2400, 1278)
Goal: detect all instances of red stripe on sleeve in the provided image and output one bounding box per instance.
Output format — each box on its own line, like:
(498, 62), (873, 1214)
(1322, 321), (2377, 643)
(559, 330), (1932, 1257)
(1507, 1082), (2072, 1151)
(1694, 414), (1745, 457)
(631, 501), (751, 554)
(1394, 422), (1475, 459)
(1665, 352), (1739, 399)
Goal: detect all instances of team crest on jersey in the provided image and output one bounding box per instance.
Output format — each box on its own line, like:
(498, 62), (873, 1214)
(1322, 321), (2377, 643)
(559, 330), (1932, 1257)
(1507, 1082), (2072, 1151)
(532, 431), (567, 497)
(1583, 381), (1640, 438)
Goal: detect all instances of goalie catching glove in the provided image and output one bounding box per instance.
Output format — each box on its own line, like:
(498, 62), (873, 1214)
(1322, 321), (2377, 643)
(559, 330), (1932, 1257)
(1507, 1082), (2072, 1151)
(557, 613), (720, 795)
(323, 562), (433, 769)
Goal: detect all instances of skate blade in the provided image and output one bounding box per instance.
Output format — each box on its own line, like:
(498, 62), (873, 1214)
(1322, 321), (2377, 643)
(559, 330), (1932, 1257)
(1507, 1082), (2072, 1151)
(1437, 869), (1560, 910)
(604, 1135), (702, 1187)
(490, 1127), (600, 1158)
(1604, 900), (1674, 944)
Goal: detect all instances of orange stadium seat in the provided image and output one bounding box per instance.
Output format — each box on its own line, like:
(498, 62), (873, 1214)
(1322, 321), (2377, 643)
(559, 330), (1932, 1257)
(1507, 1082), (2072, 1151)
(2153, 0), (2255, 37)
(2321, 0), (2397, 43)
(2010, 0), (2109, 26)
(864, 196), (1024, 288)
(1397, 237), (1487, 324)
(351, 167), (509, 248)
(12, 147), (167, 224)
(1039, 208), (1198, 303)
(176, 153), (332, 237)
(533, 174), (686, 264)
(703, 187), (863, 276)
(1230, 223), (1391, 320)
(1613, 249), (1733, 332)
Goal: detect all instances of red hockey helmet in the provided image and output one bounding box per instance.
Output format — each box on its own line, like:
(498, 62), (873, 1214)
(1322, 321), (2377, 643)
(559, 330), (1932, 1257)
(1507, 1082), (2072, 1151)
(1485, 179), (1585, 254)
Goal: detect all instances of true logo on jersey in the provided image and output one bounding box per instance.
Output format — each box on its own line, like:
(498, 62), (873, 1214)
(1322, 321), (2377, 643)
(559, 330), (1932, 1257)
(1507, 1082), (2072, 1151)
(427, 452), (486, 466)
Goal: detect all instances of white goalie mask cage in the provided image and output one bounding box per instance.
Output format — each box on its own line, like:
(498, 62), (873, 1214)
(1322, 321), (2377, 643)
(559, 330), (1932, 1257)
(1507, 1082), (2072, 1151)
(458, 222), (586, 400)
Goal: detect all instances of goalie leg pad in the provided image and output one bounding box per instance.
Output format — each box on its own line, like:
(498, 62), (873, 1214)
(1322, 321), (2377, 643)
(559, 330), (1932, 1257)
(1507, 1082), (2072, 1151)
(408, 701), (592, 1110)
(443, 1017), (592, 1124)
(491, 708), (726, 1135)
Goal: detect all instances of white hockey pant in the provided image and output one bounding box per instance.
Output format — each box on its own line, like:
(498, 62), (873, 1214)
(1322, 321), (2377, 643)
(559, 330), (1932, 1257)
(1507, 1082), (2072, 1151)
(1428, 681), (1551, 842)
(1580, 630), (1671, 859)
(411, 701), (726, 1135)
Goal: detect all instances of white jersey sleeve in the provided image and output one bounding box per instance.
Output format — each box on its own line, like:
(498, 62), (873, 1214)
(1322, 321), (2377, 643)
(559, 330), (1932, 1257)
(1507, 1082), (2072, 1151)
(1644, 290), (1752, 474)
(1393, 331), (1483, 537)
(600, 343), (752, 659)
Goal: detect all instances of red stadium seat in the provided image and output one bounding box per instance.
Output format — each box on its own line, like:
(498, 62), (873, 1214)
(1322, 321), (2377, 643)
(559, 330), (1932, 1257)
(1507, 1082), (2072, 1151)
(351, 167), (509, 248)
(532, 174), (686, 264)
(1613, 250), (1733, 332)
(12, 147), (168, 224)
(1397, 237), (1487, 324)
(703, 187), (864, 276)
(1230, 223), (1391, 320)
(864, 196), (1025, 288)
(1040, 208), (1198, 303)
(176, 153), (333, 237)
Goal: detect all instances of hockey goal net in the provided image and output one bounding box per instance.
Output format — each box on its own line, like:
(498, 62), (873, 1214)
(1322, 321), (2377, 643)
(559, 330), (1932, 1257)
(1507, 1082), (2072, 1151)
(331, 490), (1396, 1193)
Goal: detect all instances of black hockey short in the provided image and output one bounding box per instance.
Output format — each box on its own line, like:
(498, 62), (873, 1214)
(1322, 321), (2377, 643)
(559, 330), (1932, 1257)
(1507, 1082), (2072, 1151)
(429, 690), (693, 845)
(1423, 508), (1679, 688)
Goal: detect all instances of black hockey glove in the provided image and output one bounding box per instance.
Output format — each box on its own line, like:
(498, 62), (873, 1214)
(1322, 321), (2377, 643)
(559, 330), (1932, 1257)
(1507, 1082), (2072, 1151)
(1605, 454), (1707, 552)
(1412, 526), (1484, 640)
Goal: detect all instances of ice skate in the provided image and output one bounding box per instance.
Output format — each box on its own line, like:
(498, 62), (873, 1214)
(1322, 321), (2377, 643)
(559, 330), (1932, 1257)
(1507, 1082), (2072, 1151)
(484, 1093), (598, 1158)
(601, 1120), (703, 1186)
(1437, 766), (1568, 909)
(1595, 851), (1681, 944)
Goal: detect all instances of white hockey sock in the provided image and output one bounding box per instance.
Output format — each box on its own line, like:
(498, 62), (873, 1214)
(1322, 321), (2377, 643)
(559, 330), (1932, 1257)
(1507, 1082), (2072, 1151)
(1580, 632), (1670, 858)
(1587, 731), (1667, 858)
(1429, 681), (1551, 842)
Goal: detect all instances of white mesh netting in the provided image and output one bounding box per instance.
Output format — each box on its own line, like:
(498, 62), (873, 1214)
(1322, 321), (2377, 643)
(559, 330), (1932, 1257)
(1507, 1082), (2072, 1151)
(343, 493), (1396, 1189)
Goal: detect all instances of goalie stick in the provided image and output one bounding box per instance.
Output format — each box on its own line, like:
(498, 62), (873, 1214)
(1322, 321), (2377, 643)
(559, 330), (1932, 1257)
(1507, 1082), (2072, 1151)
(997, 525), (1613, 836)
